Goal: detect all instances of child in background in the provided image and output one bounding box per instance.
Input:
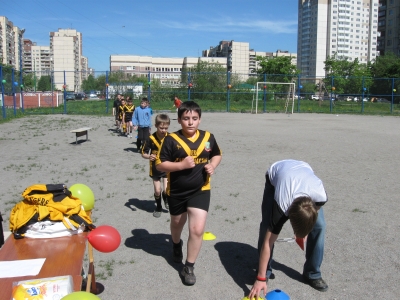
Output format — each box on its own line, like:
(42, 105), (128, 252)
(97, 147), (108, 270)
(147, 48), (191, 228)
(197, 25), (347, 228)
(172, 96), (182, 111)
(113, 94), (122, 130)
(133, 98), (152, 151)
(141, 114), (170, 217)
(123, 97), (135, 138)
(118, 98), (126, 134)
(156, 101), (222, 285)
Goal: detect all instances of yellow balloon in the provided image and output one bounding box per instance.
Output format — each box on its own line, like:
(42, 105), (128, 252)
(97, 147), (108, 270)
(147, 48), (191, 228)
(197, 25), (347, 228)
(62, 291), (101, 300)
(69, 184), (95, 211)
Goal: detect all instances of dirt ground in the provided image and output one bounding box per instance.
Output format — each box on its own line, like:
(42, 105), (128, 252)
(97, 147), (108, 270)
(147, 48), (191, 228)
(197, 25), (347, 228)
(0, 112), (399, 300)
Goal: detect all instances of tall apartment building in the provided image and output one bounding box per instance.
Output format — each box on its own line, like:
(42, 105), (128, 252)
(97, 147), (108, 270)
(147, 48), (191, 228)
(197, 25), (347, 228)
(298, 0), (379, 78)
(202, 40), (297, 77)
(23, 39), (51, 76)
(0, 16), (24, 69)
(377, 0), (400, 55)
(109, 55), (226, 86)
(50, 29), (83, 91)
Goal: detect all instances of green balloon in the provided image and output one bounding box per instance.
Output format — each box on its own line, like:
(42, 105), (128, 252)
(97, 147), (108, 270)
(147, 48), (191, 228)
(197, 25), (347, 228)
(20, 84), (24, 88)
(69, 183), (95, 211)
(148, 82), (151, 85)
(1, 79), (5, 84)
(61, 291), (101, 300)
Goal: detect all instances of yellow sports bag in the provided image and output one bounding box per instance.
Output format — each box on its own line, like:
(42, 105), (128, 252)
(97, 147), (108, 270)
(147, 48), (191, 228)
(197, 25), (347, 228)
(10, 184), (95, 239)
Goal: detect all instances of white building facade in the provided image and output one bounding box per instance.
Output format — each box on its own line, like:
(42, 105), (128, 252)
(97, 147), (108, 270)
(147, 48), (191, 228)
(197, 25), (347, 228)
(298, 0), (379, 78)
(0, 16), (24, 70)
(50, 29), (84, 91)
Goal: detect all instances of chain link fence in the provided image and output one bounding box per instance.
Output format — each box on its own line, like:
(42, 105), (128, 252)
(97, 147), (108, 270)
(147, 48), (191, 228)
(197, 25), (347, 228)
(1, 68), (400, 121)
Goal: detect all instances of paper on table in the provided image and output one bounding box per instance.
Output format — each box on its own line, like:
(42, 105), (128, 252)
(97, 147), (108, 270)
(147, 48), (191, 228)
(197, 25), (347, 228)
(0, 258), (46, 278)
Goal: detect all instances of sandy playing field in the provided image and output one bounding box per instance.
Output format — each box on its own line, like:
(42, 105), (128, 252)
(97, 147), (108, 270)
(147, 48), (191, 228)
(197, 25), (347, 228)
(0, 112), (399, 299)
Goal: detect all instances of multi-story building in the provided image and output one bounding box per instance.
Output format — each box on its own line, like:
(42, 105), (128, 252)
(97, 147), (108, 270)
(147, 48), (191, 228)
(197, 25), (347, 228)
(298, 0), (379, 78)
(50, 28), (84, 91)
(202, 40), (297, 77)
(0, 16), (24, 69)
(81, 56), (88, 81)
(109, 55), (226, 86)
(377, 0), (400, 56)
(23, 39), (51, 76)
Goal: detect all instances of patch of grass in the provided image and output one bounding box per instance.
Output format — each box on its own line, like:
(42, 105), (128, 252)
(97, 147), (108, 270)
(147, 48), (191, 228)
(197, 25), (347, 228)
(352, 208), (367, 213)
(127, 177), (134, 181)
(229, 192), (239, 197)
(97, 259), (116, 278)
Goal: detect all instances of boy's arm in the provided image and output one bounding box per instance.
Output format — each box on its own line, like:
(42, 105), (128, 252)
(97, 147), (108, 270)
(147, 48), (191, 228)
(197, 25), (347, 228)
(248, 230), (279, 299)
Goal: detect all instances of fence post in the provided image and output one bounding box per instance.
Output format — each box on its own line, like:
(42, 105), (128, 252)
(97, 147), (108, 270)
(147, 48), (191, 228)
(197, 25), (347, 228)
(330, 76), (334, 113)
(391, 77), (394, 114)
(0, 66), (6, 119)
(147, 71), (151, 101)
(106, 71), (109, 114)
(361, 76), (365, 113)
(297, 74), (301, 112)
(263, 74), (267, 112)
(187, 72), (191, 101)
(63, 71), (66, 114)
(226, 71), (230, 112)
(12, 68), (17, 116)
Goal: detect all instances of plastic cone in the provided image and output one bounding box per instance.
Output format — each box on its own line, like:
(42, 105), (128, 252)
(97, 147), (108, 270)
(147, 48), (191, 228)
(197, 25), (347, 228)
(203, 231), (216, 240)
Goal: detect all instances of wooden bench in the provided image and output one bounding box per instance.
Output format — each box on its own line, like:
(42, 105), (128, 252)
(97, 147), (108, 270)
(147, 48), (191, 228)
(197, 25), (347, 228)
(0, 233), (97, 297)
(70, 127), (92, 145)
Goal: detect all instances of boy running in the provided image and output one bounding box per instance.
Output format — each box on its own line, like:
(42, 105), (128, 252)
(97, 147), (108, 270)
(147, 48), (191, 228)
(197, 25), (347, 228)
(118, 98), (126, 134)
(141, 114), (170, 217)
(156, 101), (222, 285)
(123, 97), (135, 138)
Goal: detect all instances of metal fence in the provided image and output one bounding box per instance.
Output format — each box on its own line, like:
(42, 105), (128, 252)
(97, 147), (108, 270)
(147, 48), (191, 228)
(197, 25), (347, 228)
(1, 67), (400, 121)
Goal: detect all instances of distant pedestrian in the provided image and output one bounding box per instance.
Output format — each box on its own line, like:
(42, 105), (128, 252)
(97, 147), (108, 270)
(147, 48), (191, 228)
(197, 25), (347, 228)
(133, 97), (152, 151)
(172, 96), (183, 111)
(113, 94), (122, 130)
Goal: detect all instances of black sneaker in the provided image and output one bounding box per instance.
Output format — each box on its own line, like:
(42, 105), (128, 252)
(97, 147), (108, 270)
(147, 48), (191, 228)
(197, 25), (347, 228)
(180, 265), (196, 285)
(172, 240), (183, 263)
(303, 275), (328, 292)
(268, 273), (275, 280)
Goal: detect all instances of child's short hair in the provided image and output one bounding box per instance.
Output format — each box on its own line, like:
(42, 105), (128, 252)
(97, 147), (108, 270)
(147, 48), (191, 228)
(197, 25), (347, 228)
(288, 196), (318, 238)
(155, 114), (170, 126)
(141, 97), (149, 103)
(178, 101), (201, 119)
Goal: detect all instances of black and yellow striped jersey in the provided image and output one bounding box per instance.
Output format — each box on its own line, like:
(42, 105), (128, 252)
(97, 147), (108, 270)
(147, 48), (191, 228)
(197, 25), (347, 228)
(156, 129), (222, 199)
(142, 132), (168, 178)
(123, 104), (135, 119)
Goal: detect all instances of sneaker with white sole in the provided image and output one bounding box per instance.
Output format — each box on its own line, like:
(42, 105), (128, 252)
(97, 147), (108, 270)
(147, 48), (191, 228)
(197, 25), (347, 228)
(303, 275), (328, 292)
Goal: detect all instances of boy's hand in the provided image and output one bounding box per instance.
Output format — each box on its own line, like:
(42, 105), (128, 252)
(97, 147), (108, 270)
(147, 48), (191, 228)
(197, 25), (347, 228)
(248, 280), (267, 300)
(149, 154), (156, 161)
(204, 163), (216, 175)
(182, 156), (195, 169)
(133, 126), (138, 131)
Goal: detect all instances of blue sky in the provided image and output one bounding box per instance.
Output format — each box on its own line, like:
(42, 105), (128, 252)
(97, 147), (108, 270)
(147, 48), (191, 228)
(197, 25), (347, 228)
(1, 0), (298, 72)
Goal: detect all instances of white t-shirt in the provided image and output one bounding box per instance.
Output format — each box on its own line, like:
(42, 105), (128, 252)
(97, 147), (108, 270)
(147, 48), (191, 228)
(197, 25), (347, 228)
(268, 159), (327, 216)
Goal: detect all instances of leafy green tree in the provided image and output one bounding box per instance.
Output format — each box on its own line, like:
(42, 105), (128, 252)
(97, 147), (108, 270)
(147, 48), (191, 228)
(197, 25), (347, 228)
(81, 74), (97, 92)
(255, 56), (299, 97)
(37, 75), (52, 91)
(256, 55), (299, 82)
(189, 60), (227, 100)
(324, 55), (372, 95)
(369, 52), (400, 95)
(22, 73), (34, 91)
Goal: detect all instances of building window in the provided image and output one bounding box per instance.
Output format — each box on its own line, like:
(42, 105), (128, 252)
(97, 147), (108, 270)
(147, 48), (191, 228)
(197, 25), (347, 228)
(387, 40), (392, 46)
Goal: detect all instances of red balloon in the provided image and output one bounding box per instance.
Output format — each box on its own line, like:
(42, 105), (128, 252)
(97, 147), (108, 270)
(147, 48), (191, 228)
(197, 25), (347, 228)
(87, 225), (121, 253)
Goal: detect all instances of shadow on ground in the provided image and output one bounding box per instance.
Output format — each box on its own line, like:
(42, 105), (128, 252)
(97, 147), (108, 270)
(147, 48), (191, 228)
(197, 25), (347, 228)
(214, 242), (258, 296)
(215, 242), (303, 296)
(124, 198), (168, 214)
(125, 228), (182, 272)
